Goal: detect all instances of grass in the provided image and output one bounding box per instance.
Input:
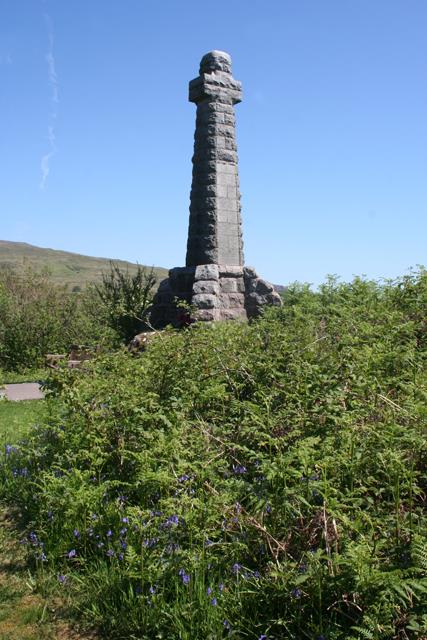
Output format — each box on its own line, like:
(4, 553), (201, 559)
(0, 369), (46, 385)
(0, 400), (45, 447)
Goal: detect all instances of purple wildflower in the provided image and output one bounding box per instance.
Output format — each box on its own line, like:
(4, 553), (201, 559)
(232, 563), (241, 575)
(207, 586), (212, 595)
(292, 588), (302, 599)
(73, 528), (80, 538)
(67, 549), (76, 558)
(106, 529), (113, 537)
(224, 620), (231, 630)
(57, 574), (67, 584)
(178, 568), (190, 584)
(106, 549), (115, 557)
(232, 464), (247, 474)
(211, 597), (217, 606)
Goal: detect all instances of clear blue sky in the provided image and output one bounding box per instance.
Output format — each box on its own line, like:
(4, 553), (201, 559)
(1, 0), (426, 286)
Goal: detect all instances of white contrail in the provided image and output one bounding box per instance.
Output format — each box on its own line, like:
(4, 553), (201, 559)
(40, 13), (58, 190)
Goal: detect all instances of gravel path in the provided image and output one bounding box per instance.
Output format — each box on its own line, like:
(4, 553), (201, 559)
(2, 383), (45, 401)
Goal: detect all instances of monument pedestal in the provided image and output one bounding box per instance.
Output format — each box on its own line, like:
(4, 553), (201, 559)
(150, 264), (281, 327)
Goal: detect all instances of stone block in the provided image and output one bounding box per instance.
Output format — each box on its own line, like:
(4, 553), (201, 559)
(219, 292), (245, 308)
(194, 308), (220, 322)
(221, 277), (245, 293)
(193, 280), (220, 295)
(192, 293), (218, 309)
(255, 278), (274, 295)
(219, 265), (244, 277)
(194, 264), (219, 281)
(218, 308), (247, 321)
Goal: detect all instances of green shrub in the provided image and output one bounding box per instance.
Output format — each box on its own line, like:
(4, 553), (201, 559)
(0, 266), (117, 371)
(93, 262), (157, 343)
(1, 270), (426, 639)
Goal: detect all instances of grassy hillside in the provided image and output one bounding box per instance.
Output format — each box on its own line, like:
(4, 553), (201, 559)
(0, 240), (168, 290)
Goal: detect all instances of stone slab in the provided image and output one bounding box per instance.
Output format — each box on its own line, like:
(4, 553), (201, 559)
(4, 383), (44, 402)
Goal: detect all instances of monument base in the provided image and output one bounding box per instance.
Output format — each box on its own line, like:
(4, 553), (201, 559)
(149, 264), (282, 328)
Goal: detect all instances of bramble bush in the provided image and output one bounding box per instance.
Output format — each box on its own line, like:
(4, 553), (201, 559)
(1, 270), (427, 639)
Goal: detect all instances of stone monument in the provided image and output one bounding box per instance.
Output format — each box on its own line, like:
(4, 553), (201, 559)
(150, 51), (281, 327)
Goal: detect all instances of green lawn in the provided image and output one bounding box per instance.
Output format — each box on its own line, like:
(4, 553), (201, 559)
(0, 368), (46, 385)
(0, 400), (44, 447)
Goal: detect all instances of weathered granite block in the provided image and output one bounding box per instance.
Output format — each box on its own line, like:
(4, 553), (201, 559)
(192, 293), (218, 309)
(195, 264), (219, 281)
(193, 280), (220, 295)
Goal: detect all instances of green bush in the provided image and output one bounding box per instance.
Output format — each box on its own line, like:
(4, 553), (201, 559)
(0, 266), (117, 371)
(1, 270), (426, 639)
(93, 262), (157, 343)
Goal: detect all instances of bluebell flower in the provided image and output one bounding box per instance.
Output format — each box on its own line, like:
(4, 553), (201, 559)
(57, 574), (67, 584)
(118, 553), (124, 561)
(207, 586), (212, 595)
(121, 517), (129, 524)
(73, 528), (80, 538)
(106, 529), (113, 537)
(120, 527), (128, 536)
(106, 549), (115, 557)
(149, 585), (156, 594)
(5, 444), (17, 456)
(68, 549), (76, 558)
(223, 620), (231, 630)
(178, 568), (190, 584)
(232, 563), (241, 575)
(120, 541), (127, 550)
(291, 588), (302, 599)
(232, 464), (247, 474)
(219, 583), (224, 592)
(211, 597), (217, 606)
(178, 474), (190, 482)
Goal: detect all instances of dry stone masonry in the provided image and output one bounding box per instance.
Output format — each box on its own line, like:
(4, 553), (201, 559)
(151, 51), (281, 327)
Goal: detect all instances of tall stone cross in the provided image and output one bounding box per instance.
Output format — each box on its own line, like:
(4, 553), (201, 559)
(186, 51), (243, 267)
(151, 51), (281, 327)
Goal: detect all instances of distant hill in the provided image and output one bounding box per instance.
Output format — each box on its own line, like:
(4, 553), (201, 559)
(0, 241), (168, 291)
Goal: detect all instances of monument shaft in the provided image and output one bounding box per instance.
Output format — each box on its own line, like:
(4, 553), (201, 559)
(186, 51), (243, 267)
